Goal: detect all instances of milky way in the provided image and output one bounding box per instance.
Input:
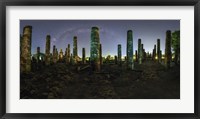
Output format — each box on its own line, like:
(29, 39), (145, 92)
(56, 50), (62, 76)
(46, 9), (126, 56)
(20, 20), (180, 57)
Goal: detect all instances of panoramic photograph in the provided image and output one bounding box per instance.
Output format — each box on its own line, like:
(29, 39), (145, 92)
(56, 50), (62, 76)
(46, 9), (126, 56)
(20, 20), (180, 99)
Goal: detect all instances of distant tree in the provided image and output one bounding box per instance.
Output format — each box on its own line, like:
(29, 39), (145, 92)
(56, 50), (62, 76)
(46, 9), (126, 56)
(171, 30), (180, 65)
(106, 55), (111, 61)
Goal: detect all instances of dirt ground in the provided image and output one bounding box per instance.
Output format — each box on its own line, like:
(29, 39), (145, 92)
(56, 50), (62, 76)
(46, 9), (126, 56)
(20, 60), (180, 99)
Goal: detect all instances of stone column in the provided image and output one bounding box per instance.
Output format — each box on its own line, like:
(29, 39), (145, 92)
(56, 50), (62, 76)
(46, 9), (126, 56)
(118, 44), (122, 66)
(73, 36), (78, 64)
(56, 48), (58, 62)
(165, 30), (172, 69)
(99, 44), (102, 66)
(135, 50), (138, 62)
(114, 55), (118, 64)
(65, 47), (68, 63)
(82, 48), (86, 64)
(52, 45), (57, 63)
(20, 25), (32, 73)
(36, 46), (42, 70)
(153, 44), (156, 61)
(70, 53), (73, 64)
(37, 47), (40, 62)
(138, 39), (142, 64)
(127, 30), (134, 70)
(90, 27), (101, 72)
(141, 44), (144, 61)
(143, 49), (146, 61)
(160, 50), (162, 62)
(50, 53), (53, 64)
(157, 39), (161, 63)
(59, 49), (63, 62)
(45, 35), (51, 65)
(67, 44), (70, 64)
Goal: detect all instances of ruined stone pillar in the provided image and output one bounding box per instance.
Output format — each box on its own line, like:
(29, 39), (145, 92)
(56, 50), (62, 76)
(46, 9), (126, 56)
(99, 44), (102, 66)
(160, 50), (162, 62)
(36, 46), (42, 70)
(82, 48), (86, 64)
(124, 56), (127, 63)
(73, 36), (78, 64)
(20, 25), (32, 73)
(59, 49), (63, 62)
(127, 30), (134, 70)
(52, 45), (57, 63)
(70, 53), (73, 64)
(56, 48), (58, 62)
(65, 47), (68, 63)
(157, 39), (161, 63)
(153, 44), (156, 61)
(165, 30), (172, 69)
(45, 35), (51, 65)
(118, 44), (122, 66)
(37, 47), (40, 62)
(114, 55), (118, 64)
(67, 44), (70, 64)
(90, 27), (101, 72)
(143, 49), (146, 61)
(141, 44), (144, 61)
(135, 50), (138, 62)
(138, 39), (142, 64)
(50, 53), (53, 64)
(141, 44), (143, 50)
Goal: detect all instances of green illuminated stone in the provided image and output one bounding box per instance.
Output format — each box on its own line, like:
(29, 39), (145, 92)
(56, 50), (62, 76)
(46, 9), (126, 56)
(127, 30), (134, 70)
(118, 44), (122, 66)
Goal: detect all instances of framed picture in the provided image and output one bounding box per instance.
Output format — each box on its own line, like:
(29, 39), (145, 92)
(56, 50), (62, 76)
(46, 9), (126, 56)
(0, 0), (200, 118)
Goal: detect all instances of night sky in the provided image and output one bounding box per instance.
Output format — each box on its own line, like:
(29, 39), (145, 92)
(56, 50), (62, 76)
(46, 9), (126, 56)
(20, 20), (180, 57)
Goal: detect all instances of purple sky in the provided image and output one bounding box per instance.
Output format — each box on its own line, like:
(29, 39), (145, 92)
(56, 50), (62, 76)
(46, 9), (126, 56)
(20, 20), (180, 57)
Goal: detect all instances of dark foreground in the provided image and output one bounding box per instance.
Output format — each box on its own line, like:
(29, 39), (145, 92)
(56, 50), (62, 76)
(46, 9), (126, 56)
(20, 60), (180, 99)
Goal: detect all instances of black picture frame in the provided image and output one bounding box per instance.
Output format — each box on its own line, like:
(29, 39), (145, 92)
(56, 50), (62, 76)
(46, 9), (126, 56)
(0, 0), (199, 118)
